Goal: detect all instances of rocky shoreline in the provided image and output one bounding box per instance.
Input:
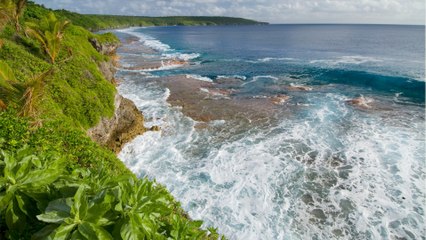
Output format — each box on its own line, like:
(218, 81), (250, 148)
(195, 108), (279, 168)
(87, 37), (151, 153)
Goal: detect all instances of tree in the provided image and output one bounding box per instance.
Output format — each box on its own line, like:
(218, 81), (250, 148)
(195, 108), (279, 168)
(12, 0), (25, 32)
(0, 59), (52, 118)
(20, 68), (52, 117)
(0, 60), (19, 110)
(0, 0), (27, 32)
(25, 12), (70, 64)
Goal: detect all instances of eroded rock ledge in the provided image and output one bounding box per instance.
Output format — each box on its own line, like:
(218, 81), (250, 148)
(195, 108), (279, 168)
(87, 36), (148, 153)
(88, 94), (146, 153)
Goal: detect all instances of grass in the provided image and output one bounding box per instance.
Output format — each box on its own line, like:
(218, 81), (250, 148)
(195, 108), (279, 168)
(0, 1), (230, 239)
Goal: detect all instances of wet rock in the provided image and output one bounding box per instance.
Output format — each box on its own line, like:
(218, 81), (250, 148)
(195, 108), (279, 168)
(271, 95), (290, 105)
(162, 59), (188, 67)
(286, 85), (313, 91)
(345, 96), (374, 109)
(156, 75), (282, 123)
(150, 126), (161, 131)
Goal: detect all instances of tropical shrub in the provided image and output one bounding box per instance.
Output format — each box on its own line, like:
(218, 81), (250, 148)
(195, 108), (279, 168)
(0, 145), (224, 239)
(0, 60), (18, 109)
(0, 2), (227, 239)
(26, 12), (70, 64)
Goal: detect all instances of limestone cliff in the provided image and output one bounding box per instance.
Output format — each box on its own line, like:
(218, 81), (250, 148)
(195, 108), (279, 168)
(87, 37), (147, 153)
(88, 94), (146, 153)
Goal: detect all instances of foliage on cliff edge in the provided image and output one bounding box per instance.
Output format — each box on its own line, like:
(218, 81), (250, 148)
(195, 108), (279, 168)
(0, 1), (224, 239)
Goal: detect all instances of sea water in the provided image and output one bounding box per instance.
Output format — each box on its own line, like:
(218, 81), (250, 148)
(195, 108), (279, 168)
(114, 25), (425, 239)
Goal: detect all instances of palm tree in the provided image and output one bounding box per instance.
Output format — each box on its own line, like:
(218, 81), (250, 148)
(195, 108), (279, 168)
(20, 68), (52, 117)
(0, 0), (26, 32)
(12, 0), (25, 32)
(0, 59), (52, 118)
(25, 12), (70, 64)
(0, 60), (19, 109)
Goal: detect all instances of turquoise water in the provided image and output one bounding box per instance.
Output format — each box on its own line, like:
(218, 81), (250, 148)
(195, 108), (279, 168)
(115, 25), (425, 239)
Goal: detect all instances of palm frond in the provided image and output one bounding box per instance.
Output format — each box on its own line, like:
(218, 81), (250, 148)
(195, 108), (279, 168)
(19, 68), (53, 117)
(26, 13), (70, 64)
(0, 98), (6, 109)
(0, 60), (17, 90)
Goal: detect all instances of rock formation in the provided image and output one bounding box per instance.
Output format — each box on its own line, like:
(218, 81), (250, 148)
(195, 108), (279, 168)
(87, 37), (150, 153)
(88, 94), (147, 153)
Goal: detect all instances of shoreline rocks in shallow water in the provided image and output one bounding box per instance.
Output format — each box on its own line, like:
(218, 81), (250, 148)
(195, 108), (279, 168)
(155, 75), (290, 123)
(271, 94), (291, 105)
(346, 96), (374, 109)
(88, 94), (147, 153)
(286, 84), (313, 91)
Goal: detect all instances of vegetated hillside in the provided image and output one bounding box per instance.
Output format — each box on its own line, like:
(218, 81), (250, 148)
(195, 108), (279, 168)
(0, 1), (224, 239)
(30, 2), (267, 31)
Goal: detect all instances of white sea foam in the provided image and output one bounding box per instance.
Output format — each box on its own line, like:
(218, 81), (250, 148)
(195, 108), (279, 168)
(217, 75), (247, 80)
(118, 28), (201, 63)
(186, 74), (213, 82)
(116, 32), (425, 240)
(241, 75), (279, 86)
(162, 53), (201, 61)
(118, 79), (425, 239)
(257, 57), (295, 62)
(310, 55), (383, 65)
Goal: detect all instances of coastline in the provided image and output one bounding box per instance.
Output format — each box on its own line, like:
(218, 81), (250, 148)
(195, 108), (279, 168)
(86, 37), (151, 153)
(112, 26), (425, 239)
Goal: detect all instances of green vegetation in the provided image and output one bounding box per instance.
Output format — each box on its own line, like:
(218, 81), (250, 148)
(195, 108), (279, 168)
(0, 114), (223, 238)
(26, 1), (267, 31)
(0, 1), (227, 239)
(25, 12), (70, 64)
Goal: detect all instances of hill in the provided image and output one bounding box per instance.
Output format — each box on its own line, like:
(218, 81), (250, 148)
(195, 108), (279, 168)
(33, 2), (268, 31)
(0, 1), (227, 239)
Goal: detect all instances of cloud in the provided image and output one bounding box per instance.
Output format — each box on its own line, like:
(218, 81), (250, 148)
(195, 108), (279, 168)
(34, 0), (425, 24)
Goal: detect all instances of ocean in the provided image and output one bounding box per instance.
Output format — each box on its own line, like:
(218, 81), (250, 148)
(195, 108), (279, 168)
(113, 24), (425, 239)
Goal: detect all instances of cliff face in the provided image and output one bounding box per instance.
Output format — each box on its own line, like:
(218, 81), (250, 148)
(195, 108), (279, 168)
(88, 94), (146, 153)
(87, 38), (147, 153)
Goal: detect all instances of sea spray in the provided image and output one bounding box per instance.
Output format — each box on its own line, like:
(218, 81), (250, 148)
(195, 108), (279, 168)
(115, 25), (425, 239)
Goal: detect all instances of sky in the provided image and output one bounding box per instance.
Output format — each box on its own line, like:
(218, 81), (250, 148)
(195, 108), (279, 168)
(33, 0), (425, 25)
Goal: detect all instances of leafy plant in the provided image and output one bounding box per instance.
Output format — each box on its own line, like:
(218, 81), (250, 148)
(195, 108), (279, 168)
(0, 60), (19, 109)
(11, 0), (26, 32)
(112, 177), (174, 239)
(20, 67), (52, 118)
(0, 0), (27, 32)
(0, 146), (63, 233)
(26, 12), (70, 64)
(34, 185), (115, 240)
(0, 59), (52, 117)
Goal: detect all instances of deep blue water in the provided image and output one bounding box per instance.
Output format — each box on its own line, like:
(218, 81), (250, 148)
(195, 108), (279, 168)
(116, 25), (425, 239)
(136, 24), (425, 102)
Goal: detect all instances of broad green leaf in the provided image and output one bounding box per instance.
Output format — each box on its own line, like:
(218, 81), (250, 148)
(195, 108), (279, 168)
(70, 230), (85, 240)
(5, 198), (26, 231)
(0, 191), (13, 212)
(15, 155), (35, 180)
(45, 198), (72, 214)
(120, 218), (144, 240)
(37, 211), (69, 223)
(32, 224), (59, 240)
(191, 220), (203, 229)
(21, 168), (60, 190)
(48, 223), (76, 240)
(85, 191), (114, 225)
(0, 60), (17, 89)
(78, 222), (112, 240)
(0, 177), (6, 188)
(15, 193), (31, 216)
(72, 185), (88, 221)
